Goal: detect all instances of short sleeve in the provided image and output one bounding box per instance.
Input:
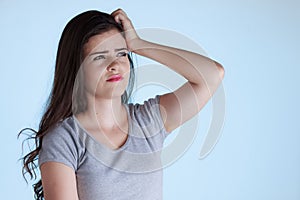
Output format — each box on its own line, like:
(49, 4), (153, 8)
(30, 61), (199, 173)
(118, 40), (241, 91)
(131, 95), (169, 140)
(38, 123), (79, 171)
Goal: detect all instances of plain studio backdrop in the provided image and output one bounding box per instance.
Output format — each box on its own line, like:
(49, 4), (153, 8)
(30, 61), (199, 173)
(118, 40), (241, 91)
(1, 0), (299, 199)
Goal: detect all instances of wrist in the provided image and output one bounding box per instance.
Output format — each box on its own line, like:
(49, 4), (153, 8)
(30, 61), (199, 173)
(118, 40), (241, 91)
(128, 38), (149, 54)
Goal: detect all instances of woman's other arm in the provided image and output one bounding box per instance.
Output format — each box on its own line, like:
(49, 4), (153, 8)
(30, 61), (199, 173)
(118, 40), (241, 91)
(40, 162), (79, 200)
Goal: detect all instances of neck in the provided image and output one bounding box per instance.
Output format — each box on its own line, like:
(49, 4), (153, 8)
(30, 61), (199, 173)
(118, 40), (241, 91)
(77, 94), (127, 131)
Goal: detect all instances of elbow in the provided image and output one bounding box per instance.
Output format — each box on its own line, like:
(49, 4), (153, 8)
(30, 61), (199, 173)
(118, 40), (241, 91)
(214, 61), (225, 80)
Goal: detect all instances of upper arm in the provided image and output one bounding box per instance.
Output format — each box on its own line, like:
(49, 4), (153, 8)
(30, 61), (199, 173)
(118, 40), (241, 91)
(40, 162), (79, 200)
(160, 62), (224, 132)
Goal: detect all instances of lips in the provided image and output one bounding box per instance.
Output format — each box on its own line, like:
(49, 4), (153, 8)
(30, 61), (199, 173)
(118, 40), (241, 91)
(106, 74), (123, 82)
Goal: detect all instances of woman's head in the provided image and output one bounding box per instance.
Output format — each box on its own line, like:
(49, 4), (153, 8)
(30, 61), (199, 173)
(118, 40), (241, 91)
(54, 10), (134, 114)
(76, 29), (131, 113)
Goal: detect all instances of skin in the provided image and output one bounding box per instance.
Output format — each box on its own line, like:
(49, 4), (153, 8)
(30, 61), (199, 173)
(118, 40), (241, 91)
(41, 8), (225, 200)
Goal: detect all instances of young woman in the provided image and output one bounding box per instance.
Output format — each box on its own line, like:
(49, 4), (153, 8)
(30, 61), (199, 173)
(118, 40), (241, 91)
(19, 8), (224, 200)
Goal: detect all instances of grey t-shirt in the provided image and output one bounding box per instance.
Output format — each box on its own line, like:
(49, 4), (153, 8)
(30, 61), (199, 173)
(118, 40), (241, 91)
(38, 95), (169, 200)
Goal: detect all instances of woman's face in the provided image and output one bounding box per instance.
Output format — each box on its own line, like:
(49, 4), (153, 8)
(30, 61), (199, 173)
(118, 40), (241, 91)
(81, 29), (130, 100)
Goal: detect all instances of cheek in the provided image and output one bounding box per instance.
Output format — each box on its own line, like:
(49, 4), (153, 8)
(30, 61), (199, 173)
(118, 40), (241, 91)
(82, 63), (106, 90)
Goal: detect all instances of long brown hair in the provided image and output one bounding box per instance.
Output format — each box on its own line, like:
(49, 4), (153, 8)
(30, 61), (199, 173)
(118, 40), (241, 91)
(18, 10), (135, 199)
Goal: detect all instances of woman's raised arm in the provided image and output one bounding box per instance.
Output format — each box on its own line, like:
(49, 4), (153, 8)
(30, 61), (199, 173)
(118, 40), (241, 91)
(111, 8), (225, 133)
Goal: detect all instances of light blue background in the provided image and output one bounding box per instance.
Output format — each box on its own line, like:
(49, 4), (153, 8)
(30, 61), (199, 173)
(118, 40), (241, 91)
(1, 0), (299, 199)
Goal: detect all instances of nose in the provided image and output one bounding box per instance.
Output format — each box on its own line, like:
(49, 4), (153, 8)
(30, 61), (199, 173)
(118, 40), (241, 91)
(107, 59), (119, 72)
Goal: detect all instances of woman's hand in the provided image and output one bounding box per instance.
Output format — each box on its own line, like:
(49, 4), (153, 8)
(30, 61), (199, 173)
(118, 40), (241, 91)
(111, 8), (140, 51)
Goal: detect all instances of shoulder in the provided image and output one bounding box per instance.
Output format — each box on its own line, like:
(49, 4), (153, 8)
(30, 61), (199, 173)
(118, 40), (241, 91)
(131, 95), (160, 112)
(39, 116), (84, 171)
(127, 95), (167, 137)
(128, 95), (161, 121)
(42, 116), (81, 145)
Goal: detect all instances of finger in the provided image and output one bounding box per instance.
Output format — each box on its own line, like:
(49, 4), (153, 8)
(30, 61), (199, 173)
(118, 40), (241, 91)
(114, 15), (125, 25)
(111, 11), (122, 23)
(111, 8), (125, 16)
(110, 9), (118, 16)
(116, 14), (126, 22)
(114, 15), (120, 24)
(113, 13), (128, 25)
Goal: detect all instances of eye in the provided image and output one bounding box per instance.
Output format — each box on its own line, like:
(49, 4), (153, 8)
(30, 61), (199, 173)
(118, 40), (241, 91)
(116, 52), (128, 57)
(93, 55), (105, 61)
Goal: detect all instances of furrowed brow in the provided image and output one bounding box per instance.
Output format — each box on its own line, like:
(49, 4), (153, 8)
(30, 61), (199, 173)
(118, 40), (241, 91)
(89, 50), (109, 56)
(89, 48), (128, 56)
(114, 48), (128, 52)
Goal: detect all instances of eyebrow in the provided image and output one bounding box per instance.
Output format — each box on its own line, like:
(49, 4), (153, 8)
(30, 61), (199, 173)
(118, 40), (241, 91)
(89, 48), (128, 56)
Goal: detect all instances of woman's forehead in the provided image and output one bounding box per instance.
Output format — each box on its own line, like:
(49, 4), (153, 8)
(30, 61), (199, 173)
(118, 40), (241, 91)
(84, 29), (126, 54)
